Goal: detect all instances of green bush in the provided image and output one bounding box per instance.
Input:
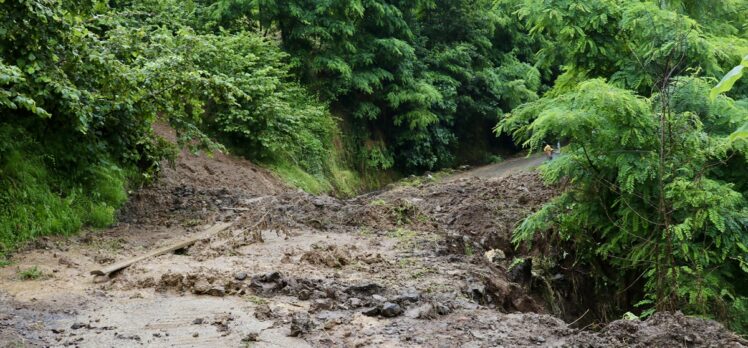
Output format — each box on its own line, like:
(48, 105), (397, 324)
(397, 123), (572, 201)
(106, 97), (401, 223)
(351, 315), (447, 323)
(500, 78), (748, 332)
(0, 127), (130, 255)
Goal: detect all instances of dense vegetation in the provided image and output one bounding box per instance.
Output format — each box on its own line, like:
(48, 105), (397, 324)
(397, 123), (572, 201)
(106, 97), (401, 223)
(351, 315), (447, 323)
(0, 0), (345, 256)
(1, 0), (747, 333)
(498, 0), (748, 332)
(207, 0), (542, 170)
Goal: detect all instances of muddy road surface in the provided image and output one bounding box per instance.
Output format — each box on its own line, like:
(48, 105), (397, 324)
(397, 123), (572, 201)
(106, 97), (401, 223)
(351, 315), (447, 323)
(1, 145), (745, 347)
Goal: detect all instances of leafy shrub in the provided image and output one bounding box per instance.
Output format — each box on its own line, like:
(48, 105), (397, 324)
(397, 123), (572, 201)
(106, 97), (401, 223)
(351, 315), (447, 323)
(499, 78), (748, 332)
(209, 0), (542, 172)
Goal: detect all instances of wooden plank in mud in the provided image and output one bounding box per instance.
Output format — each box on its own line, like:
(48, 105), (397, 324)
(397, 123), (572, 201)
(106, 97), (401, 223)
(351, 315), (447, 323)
(90, 222), (233, 277)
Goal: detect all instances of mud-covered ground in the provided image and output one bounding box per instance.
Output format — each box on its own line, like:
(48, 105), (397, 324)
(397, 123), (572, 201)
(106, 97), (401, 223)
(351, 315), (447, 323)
(1, 141), (746, 347)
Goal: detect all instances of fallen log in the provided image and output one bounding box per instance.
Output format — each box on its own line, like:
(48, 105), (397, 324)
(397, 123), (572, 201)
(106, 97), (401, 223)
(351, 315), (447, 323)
(90, 222), (233, 277)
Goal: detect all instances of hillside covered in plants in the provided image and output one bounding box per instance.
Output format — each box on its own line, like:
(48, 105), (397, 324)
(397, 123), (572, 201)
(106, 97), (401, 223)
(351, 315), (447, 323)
(2, 0), (748, 339)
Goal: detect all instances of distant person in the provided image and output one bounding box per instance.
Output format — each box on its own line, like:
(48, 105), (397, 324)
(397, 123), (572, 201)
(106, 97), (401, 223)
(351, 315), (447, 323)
(544, 144), (554, 160)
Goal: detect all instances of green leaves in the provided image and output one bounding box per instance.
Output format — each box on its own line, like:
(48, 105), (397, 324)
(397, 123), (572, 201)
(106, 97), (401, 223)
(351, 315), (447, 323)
(710, 56), (748, 100)
(501, 76), (748, 331)
(710, 54), (748, 143)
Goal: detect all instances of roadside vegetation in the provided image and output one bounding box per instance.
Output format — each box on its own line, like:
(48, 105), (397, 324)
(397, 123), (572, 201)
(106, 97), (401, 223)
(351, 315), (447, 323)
(497, 0), (748, 332)
(1, 0), (747, 334)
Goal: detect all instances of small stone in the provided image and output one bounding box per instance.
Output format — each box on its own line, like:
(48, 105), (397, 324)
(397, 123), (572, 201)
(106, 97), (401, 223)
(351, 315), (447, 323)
(207, 285), (226, 297)
(362, 307), (380, 317)
(254, 304), (273, 321)
(234, 272), (248, 281)
(193, 279), (212, 294)
(344, 283), (384, 296)
(394, 290), (420, 303)
(405, 304), (435, 319)
(531, 336), (546, 343)
(192, 333), (199, 338)
(242, 332), (259, 342)
(297, 289), (311, 301)
(324, 319), (340, 330)
(467, 282), (485, 301)
(380, 302), (403, 318)
(435, 303), (451, 315)
(70, 323), (88, 330)
(311, 299), (333, 312)
(259, 272), (283, 282)
(289, 312), (313, 337)
(348, 298), (362, 308)
(484, 249), (506, 263)
(192, 318), (204, 325)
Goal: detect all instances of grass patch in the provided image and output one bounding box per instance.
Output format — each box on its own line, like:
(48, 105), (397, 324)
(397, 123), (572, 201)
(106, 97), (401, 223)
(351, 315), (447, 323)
(0, 126), (132, 258)
(269, 161), (333, 195)
(388, 228), (417, 241)
(358, 227), (373, 237)
(17, 266), (42, 280)
(85, 237), (126, 252)
(244, 294), (268, 305)
(369, 199), (387, 206)
(397, 168), (457, 188)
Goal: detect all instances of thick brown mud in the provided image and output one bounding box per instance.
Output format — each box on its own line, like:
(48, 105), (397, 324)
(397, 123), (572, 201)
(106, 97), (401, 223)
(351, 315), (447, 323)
(1, 146), (745, 347)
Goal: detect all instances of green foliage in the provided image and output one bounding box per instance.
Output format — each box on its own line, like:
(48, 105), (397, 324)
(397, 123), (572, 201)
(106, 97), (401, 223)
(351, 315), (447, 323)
(17, 266), (43, 281)
(500, 78), (748, 332)
(106, 0), (356, 191)
(210, 0), (541, 172)
(710, 55), (748, 100)
(513, 0), (747, 94)
(0, 0), (347, 256)
(0, 126), (131, 255)
(500, 0), (748, 331)
(711, 54), (748, 143)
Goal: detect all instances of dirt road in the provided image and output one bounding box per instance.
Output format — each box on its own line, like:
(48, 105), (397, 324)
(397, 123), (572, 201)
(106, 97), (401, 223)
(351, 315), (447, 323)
(1, 144), (744, 347)
(450, 154), (546, 181)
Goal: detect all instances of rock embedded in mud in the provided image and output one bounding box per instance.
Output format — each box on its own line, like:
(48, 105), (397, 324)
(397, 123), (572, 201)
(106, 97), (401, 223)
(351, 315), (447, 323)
(234, 272), (247, 281)
(206, 285), (226, 297)
(311, 299), (334, 312)
(394, 289), (420, 304)
(435, 303), (451, 315)
(380, 302), (403, 318)
(348, 298), (363, 308)
(289, 312), (314, 337)
(193, 279), (226, 297)
(466, 281), (486, 302)
(242, 332), (259, 342)
(362, 307), (380, 317)
(344, 283), (384, 296)
(508, 258), (532, 284)
(405, 304), (436, 319)
(297, 289), (312, 301)
(115, 333), (141, 341)
(193, 279), (212, 294)
(70, 322), (89, 330)
(254, 304), (273, 321)
(484, 249), (506, 263)
(250, 271), (288, 294)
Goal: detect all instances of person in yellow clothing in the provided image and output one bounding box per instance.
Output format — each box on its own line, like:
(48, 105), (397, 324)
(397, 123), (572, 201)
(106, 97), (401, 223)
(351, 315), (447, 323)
(544, 144), (554, 160)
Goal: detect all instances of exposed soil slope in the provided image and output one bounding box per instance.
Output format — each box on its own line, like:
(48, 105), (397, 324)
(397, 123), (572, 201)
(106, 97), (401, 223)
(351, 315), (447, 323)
(0, 148), (745, 347)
